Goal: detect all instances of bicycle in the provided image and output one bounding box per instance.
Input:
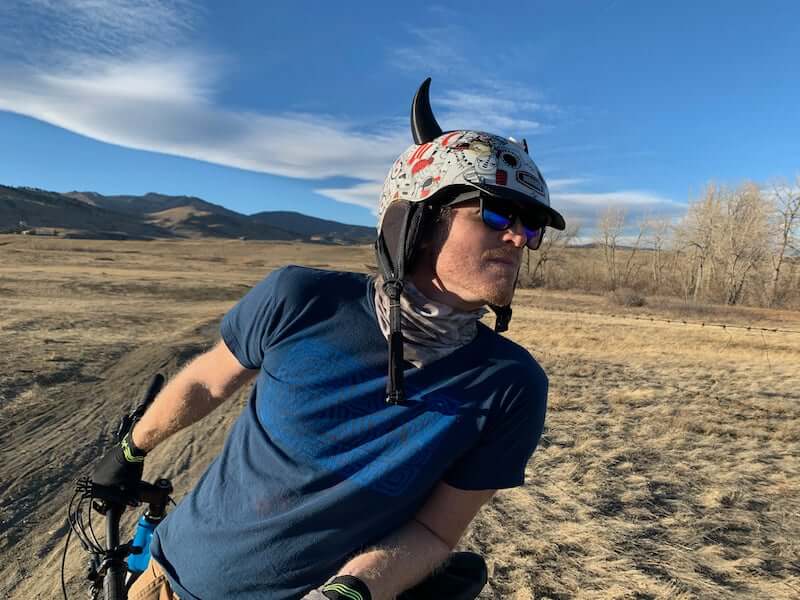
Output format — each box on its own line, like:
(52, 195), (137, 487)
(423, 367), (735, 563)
(62, 374), (174, 600)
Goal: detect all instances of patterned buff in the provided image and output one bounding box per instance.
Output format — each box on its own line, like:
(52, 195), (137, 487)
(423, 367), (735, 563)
(373, 275), (487, 368)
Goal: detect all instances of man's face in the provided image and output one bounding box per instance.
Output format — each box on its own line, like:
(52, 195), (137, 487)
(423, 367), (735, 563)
(420, 200), (528, 310)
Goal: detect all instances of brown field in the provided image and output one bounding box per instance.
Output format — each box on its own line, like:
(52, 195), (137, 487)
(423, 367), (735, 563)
(1, 234), (798, 599)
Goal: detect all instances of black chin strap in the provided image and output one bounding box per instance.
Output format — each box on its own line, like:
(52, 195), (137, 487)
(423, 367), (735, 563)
(489, 305), (512, 333)
(382, 278), (405, 404)
(376, 207), (413, 405)
(489, 269), (519, 333)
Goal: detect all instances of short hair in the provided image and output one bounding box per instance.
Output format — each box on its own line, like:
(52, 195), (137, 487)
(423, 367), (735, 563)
(407, 203), (456, 274)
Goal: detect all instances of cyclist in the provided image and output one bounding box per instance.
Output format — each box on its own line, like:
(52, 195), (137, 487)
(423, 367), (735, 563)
(93, 78), (565, 600)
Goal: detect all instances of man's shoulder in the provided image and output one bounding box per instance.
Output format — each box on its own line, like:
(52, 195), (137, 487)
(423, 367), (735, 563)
(478, 323), (547, 385)
(265, 265), (370, 300)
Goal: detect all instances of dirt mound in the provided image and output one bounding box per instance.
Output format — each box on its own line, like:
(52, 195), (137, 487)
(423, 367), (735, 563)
(0, 319), (247, 600)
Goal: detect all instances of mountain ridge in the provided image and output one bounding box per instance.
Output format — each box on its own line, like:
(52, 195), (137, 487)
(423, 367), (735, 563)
(1, 185), (374, 244)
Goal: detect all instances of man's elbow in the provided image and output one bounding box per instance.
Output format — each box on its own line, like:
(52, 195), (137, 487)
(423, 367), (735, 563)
(413, 517), (460, 552)
(187, 341), (257, 401)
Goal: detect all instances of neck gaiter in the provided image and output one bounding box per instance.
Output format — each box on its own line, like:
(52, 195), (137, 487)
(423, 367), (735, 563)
(373, 275), (487, 368)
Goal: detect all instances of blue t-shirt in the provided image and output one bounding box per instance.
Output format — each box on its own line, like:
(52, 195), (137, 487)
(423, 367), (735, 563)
(151, 266), (547, 600)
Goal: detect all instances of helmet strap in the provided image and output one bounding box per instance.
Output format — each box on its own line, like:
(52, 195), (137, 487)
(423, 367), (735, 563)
(489, 304), (512, 333)
(376, 202), (422, 405)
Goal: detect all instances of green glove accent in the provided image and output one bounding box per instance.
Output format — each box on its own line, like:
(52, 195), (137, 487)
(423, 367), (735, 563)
(121, 430), (146, 463)
(320, 575), (372, 600)
(92, 429), (146, 488)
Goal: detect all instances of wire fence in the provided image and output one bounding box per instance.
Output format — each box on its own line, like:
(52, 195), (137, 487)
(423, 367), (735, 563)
(600, 313), (800, 335)
(526, 306), (800, 335)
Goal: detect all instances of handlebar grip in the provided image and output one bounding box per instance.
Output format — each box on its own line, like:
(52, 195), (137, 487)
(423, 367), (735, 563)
(131, 374), (165, 421)
(116, 374), (166, 442)
(143, 373), (165, 406)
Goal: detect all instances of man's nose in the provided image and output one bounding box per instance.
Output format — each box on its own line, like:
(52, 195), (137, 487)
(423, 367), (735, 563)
(502, 217), (528, 248)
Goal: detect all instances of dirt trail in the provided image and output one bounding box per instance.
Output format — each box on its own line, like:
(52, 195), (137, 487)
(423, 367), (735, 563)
(0, 319), (234, 599)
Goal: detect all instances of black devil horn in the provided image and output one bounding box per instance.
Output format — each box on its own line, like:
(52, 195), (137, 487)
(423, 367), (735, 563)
(411, 77), (443, 144)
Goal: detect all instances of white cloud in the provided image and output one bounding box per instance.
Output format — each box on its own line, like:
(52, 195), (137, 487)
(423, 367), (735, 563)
(0, 0), (196, 63)
(386, 23), (556, 139)
(0, 0), (416, 210)
(0, 55), (412, 184)
(387, 25), (469, 77)
(547, 178), (588, 191)
(551, 189), (687, 231)
(315, 182), (384, 213)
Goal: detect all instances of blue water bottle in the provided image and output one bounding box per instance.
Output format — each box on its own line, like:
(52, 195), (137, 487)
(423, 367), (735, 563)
(127, 514), (159, 574)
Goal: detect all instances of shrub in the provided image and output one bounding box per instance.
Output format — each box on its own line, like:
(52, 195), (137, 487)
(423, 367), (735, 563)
(608, 287), (647, 307)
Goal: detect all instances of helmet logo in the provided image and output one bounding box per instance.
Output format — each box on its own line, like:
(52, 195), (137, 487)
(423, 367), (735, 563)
(517, 170), (545, 195)
(496, 169), (508, 186)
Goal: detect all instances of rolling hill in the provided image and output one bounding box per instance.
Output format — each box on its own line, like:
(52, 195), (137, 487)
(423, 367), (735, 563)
(0, 185), (374, 243)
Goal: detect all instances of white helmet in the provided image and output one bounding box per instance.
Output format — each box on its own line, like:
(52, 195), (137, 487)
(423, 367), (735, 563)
(378, 128), (564, 233)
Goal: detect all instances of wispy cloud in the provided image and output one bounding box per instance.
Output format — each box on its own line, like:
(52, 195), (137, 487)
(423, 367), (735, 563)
(387, 25), (469, 77)
(0, 0), (197, 64)
(386, 24), (557, 136)
(314, 182), (384, 212)
(548, 178), (589, 191)
(0, 55), (410, 181)
(0, 0), (410, 202)
(551, 189), (687, 230)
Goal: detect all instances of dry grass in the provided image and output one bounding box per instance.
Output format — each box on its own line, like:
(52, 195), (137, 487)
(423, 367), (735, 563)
(1, 234), (798, 599)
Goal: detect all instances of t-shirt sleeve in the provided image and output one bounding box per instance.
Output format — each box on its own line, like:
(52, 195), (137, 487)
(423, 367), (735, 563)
(443, 359), (548, 490)
(220, 267), (293, 370)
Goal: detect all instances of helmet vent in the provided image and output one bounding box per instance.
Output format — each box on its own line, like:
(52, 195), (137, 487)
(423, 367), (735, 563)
(501, 152), (518, 168)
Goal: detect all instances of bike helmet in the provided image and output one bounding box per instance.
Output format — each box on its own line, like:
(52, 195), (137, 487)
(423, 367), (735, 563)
(375, 78), (565, 404)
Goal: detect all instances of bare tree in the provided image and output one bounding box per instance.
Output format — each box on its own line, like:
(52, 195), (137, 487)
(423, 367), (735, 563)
(768, 176), (800, 306)
(718, 182), (770, 305)
(674, 184), (723, 301)
(597, 207), (626, 290)
(645, 216), (671, 291)
(526, 223), (580, 286)
(619, 216), (646, 289)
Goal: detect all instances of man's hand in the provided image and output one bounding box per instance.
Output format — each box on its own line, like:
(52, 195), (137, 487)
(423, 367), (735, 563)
(302, 576), (372, 600)
(91, 429), (146, 489)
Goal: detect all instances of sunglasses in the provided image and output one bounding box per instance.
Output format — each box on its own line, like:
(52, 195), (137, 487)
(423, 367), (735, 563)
(479, 195), (547, 250)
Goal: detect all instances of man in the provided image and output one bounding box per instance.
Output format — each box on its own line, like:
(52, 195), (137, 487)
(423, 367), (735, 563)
(93, 78), (565, 600)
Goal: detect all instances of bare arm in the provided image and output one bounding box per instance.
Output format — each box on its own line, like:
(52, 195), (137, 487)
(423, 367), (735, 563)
(131, 339), (257, 452)
(334, 482), (495, 600)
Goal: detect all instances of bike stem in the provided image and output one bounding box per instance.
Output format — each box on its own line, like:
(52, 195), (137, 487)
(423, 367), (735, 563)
(102, 502), (127, 600)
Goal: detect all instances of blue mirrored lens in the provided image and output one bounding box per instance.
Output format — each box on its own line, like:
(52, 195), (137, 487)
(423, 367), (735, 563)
(524, 225), (544, 249)
(481, 207), (513, 231)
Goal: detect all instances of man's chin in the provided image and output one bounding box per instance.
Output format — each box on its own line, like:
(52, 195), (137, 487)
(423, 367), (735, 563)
(480, 282), (516, 307)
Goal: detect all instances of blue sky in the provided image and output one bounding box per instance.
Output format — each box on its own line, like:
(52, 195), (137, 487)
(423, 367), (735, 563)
(0, 1), (798, 229)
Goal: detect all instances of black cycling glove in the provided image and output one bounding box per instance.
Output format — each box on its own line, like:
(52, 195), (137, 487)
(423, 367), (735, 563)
(304, 576), (372, 600)
(91, 429), (147, 489)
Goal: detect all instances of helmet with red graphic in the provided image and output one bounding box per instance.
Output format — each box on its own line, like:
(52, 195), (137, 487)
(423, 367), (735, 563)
(374, 78), (566, 404)
(377, 87), (564, 235)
